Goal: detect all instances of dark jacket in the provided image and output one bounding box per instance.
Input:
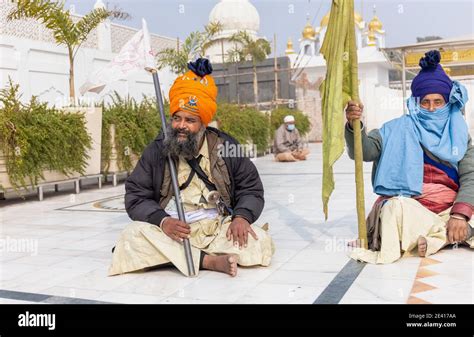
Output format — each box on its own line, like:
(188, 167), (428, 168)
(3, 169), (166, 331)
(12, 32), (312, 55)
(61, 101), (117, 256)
(124, 127), (264, 226)
(344, 123), (474, 220)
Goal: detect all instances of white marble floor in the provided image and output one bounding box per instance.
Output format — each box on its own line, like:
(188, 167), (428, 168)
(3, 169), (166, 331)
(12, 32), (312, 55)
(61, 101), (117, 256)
(0, 143), (472, 304)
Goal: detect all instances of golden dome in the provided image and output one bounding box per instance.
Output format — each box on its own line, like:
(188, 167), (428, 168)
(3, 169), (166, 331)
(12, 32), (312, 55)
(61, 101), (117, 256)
(321, 11), (363, 27)
(285, 37), (295, 55)
(368, 15), (383, 31)
(302, 20), (316, 39)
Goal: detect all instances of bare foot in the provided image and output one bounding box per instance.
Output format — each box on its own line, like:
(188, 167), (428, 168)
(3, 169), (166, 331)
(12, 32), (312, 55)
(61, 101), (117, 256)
(418, 236), (427, 257)
(202, 254), (238, 277)
(295, 155), (307, 161)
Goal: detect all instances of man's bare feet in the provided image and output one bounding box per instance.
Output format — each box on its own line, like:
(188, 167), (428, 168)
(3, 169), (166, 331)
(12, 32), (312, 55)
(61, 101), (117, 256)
(417, 236), (427, 257)
(202, 254), (238, 277)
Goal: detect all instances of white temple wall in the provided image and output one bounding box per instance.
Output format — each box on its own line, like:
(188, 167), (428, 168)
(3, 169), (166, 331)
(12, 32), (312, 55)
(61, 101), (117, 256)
(0, 2), (177, 107)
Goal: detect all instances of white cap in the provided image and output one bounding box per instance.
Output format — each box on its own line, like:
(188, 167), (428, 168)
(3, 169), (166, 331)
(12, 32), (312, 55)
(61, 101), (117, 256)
(283, 115), (295, 123)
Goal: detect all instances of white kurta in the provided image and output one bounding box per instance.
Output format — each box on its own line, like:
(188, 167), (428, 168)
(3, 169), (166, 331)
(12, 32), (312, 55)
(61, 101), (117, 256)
(109, 138), (274, 276)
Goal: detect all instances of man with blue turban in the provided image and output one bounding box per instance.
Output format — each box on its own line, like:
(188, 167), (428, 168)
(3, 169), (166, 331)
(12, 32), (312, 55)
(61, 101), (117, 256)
(345, 50), (473, 264)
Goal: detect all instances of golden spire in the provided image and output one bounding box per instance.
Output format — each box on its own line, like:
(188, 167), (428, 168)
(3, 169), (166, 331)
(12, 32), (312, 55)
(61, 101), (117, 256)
(368, 5), (384, 33)
(302, 15), (316, 40)
(368, 16), (383, 31)
(285, 37), (295, 55)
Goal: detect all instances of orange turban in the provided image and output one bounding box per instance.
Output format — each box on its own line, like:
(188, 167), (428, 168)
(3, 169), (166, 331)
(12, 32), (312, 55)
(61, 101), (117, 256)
(169, 59), (218, 126)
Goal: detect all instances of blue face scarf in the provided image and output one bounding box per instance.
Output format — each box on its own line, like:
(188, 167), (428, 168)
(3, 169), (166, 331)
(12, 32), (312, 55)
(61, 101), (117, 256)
(373, 81), (469, 196)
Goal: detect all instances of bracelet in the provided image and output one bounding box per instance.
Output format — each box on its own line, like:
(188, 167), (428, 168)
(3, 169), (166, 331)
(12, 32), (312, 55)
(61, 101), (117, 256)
(450, 214), (467, 221)
(159, 216), (170, 229)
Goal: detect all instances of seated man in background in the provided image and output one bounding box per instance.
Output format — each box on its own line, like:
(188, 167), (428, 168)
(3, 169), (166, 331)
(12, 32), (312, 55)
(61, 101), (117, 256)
(109, 59), (274, 277)
(345, 50), (474, 264)
(274, 115), (310, 162)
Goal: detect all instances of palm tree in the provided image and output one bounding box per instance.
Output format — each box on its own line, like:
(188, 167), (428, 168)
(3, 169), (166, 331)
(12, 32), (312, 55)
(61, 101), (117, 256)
(156, 22), (222, 75)
(8, 0), (129, 102)
(227, 31), (271, 109)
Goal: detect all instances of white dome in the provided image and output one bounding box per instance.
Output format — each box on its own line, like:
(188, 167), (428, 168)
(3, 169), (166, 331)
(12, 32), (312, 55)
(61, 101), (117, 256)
(209, 0), (260, 34)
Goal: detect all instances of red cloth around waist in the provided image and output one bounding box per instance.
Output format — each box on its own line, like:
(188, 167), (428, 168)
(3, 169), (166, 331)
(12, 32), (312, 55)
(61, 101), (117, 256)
(375, 164), (458, 214)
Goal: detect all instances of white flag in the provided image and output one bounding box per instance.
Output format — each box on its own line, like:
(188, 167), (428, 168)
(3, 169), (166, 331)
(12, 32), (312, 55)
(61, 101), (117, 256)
(80, 18), (156, 95)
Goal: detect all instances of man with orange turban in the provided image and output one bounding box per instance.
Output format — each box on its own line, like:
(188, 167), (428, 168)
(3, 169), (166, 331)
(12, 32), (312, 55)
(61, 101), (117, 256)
(109, 58), (274, 277)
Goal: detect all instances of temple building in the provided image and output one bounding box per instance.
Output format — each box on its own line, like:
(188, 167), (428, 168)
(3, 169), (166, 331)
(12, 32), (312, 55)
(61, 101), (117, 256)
(205, 0), (262, 63)
(286, 8), (393, 141)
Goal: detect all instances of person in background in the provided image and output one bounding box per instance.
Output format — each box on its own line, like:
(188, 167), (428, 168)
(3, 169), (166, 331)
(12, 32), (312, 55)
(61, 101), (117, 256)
(274, 115), (310, 162)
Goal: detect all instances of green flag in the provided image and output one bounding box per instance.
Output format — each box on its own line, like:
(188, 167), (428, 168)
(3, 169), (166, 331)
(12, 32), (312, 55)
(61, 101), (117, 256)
(319, 0), (360, 220)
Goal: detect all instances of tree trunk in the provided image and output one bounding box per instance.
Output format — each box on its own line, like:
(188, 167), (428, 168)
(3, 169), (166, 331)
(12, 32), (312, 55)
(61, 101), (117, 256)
(253, 63), (258, 109)
(68, 49), (75, 104)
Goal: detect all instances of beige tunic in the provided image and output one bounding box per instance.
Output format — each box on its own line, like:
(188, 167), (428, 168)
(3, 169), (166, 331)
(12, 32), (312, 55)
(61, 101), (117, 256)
(109, 138), (274, 276)
(350, 197), (474, 264)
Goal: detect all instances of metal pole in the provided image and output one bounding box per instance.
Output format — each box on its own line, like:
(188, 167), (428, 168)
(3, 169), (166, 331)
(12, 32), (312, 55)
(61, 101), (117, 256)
(401, 49), (407, 114)
(274, 33), (278, 103)
(221, 40), (229, 102)
(150, 69), (196, 277)
(236, 64), (240, 105)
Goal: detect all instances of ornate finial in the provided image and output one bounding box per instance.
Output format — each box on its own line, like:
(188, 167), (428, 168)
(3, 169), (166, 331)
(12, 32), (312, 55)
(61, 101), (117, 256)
(302, 15), (316, 40)
(285, 37), (295, 55)
(94, 0), (106, 10)
(368, 5), (383, 32)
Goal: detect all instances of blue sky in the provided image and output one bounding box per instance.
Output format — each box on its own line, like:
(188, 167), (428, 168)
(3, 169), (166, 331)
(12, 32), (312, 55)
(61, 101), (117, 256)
(67, 0), (474, 56)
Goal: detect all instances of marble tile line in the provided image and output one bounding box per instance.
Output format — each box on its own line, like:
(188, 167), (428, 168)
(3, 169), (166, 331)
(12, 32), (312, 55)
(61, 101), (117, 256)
(0, 289), (111, 304)
(259, 172), (372, 176)
(55, 209), (125, 213)
(313, 259), (366, 304)
(54, 194), (125, 212)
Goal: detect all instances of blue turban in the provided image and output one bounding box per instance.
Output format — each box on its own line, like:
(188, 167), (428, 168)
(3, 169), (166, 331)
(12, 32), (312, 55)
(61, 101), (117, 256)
(410, 50), (452, 103)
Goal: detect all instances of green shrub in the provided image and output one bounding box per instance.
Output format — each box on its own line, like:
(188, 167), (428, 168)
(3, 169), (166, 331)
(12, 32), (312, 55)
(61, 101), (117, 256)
(214, 103), (270, 153)
(0, 79), (92, 192)
(101, 92), (168, 173)
(269, 106), (311, 136)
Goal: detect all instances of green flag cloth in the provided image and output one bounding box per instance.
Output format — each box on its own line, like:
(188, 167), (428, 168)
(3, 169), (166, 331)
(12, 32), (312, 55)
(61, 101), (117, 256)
(319, 0), (360, 219)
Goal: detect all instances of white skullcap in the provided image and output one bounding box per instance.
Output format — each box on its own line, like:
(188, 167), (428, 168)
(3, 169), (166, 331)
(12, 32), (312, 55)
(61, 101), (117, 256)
(283, 115), (295, 123)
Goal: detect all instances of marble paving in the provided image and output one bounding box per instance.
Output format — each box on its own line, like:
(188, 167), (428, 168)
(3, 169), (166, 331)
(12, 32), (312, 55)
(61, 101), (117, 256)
(0, 143), (472, 304)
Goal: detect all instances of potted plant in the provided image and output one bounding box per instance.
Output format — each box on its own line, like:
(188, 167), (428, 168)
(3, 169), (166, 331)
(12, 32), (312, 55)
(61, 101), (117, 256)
(6, 0), (129, 186)
(0, 80), (92, 195)
(101, 93), (165, 184)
